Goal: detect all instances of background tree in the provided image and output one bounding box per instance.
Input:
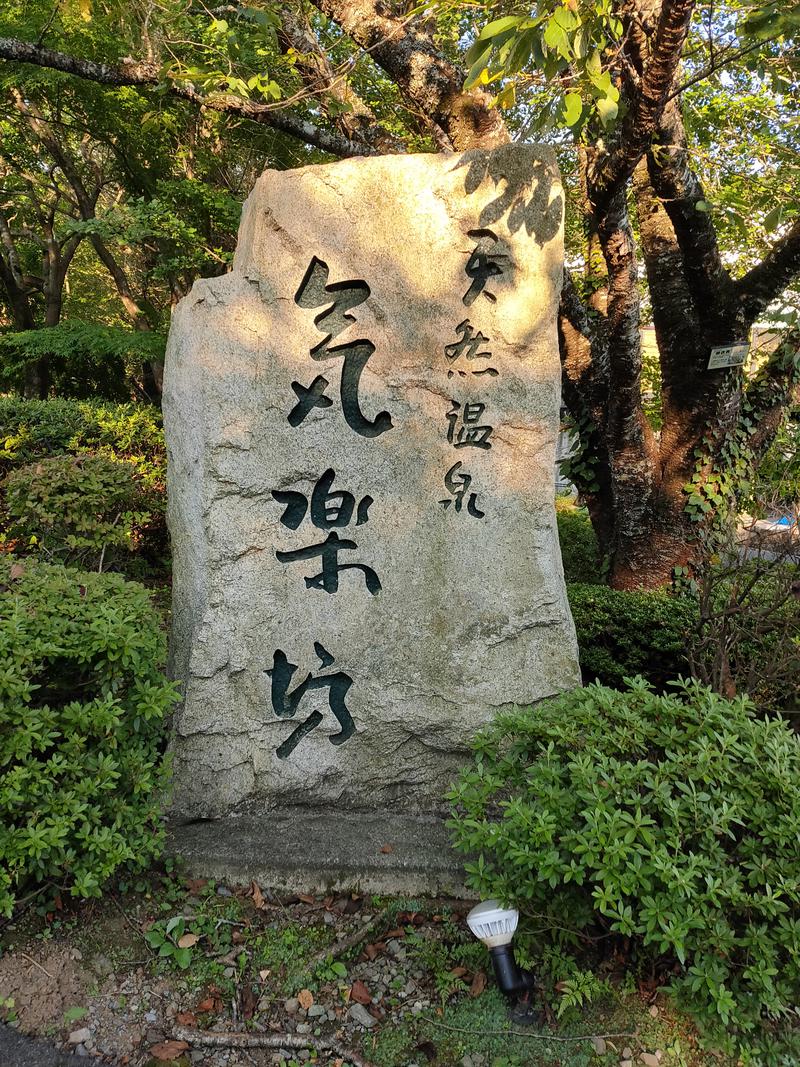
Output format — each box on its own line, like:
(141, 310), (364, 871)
(0, 0), (797, 585)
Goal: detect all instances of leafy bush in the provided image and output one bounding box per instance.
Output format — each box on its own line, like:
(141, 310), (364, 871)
(556, 501), (603, 584)
(567, 582), (695, 690)
(0, 398), (167, 575)
(0, 556), (177, 915)
(0, 396), (164, 483)
(0, 321), (166, 400)
(449, 678), (800, 1060)
(2, 454), (147, 570)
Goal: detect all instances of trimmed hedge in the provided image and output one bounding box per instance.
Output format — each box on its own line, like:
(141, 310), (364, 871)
(0, 397), (167, 577)
(3, 454), (147, 570)
(0, 556), (177, 914)
(567, 582), (696, 690)
(556, 503), (603, 585)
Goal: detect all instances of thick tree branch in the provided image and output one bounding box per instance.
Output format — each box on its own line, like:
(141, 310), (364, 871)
(589, 0), (696, 210)
(736, 217), (800, 323)
(0, 36), (375, 159)
(646, 99), (735, 331)
(277, 7), (400, 151)
(0, 203), (29, 290)
(558, 271), (616, 551)
(309, 0), (507, 151)
(559, 269), (608, 406)
(597, 187), (660, 583)
(633, 156), (701, 375)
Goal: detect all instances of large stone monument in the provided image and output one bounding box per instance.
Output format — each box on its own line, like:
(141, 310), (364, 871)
(164, 145), (581, 891)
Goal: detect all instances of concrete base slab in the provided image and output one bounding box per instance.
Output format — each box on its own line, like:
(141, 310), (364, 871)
(167, 809), (474, 897)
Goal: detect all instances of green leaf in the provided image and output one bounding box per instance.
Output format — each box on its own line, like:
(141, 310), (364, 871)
(464, 37), (493, 68)
(596, 95), (618, 126)
(543, 16), (571, 61)
(174, 947), (192, 968)
(551, 6), (578, 31)
(464, 47), (493, 89)
(495, 83), (516, 109)
(563, 93), (583, 126)
(763, 204), (783, 232)
(476, 15), (524, 42)
(504, 28), (537, 74)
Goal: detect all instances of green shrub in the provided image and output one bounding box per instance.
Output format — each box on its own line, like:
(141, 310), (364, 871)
(567, 582), (695, 690)
(556, 502), (603, 584)
(0, 398), (167, 576)
(0, 556), (178, 915)
(449, 678), (800, 1060)
(0, 396), (164, 483)
(2, 454), (148, 569)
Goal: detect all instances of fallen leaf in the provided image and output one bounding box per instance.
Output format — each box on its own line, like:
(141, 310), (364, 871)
(242, 984), (257, 1021)
(449, 966), (468, 978)
(177, 933), (199, 949)
(196, 998), (215, 1012)
(251, 881), (266, 910)
(364, 943), (381, 961)
(649, 1004), (659, 1017)
(385, 928), (405, 939)
(185, 878), (207, 894)
(469, 971), (487, 997)
(298, 988), (314, 1010)
(175, 1012), (196, 1026)
(397, 911), (423, 925)
(379, 844), (394, 854)
(259, 969), (270, 981)
(149, 1040), (189, 1061)
(350, 980), (372, 1005)
(298, 893), (315, 905)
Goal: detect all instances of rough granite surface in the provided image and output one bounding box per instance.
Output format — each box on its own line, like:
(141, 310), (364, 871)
(163, 145), (581, 823)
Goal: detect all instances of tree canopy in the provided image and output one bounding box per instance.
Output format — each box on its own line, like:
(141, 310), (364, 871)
(0, 0), (798, 585)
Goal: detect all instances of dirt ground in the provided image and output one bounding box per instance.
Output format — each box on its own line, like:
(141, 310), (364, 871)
(0, 875), (723, 1067)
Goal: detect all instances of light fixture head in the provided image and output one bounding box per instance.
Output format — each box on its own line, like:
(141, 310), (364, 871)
(466, 898), (519, 948)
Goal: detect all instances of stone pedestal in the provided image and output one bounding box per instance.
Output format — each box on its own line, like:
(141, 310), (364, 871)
(163, 146), (580, 889)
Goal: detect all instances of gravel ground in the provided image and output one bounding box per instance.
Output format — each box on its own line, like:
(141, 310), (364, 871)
(0, 886), (461, 1067)
(0, 881), (687, 1067)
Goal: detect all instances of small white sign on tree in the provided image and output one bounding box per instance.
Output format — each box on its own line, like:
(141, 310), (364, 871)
(707, 344), (750, 370)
